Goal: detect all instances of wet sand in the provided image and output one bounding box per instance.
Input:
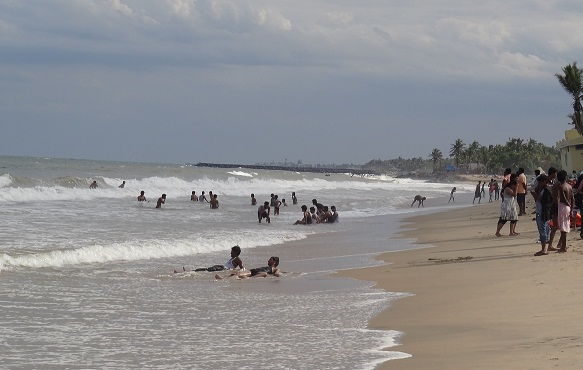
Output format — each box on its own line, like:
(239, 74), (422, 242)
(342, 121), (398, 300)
(341, 200), (583, 369)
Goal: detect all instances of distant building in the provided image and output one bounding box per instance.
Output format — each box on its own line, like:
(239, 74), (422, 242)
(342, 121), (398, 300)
(557, 129), (583, 173)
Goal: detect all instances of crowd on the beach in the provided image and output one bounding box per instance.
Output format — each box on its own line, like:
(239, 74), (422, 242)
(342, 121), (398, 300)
(478, 166), (580, 256)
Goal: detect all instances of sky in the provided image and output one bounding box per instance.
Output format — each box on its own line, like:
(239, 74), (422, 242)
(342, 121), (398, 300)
(1, 0), (582, 165)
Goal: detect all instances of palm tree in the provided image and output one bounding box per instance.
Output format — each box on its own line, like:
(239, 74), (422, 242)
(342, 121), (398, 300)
(430, 148), (443, 173)
(450, 139), (465, 168)
(556, 62), (583, 134)
(465, 141), (481, 171)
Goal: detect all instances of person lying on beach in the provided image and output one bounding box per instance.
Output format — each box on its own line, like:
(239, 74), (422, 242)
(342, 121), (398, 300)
(448, 187), (456, 203)
(258, 201), (271, 223)
(215, 256), (281, 280)
(411, 195), (426, 208)
(294, 205), (312, 225)
(119, 181), (125, 188)
(156, 194), (166, 209)
(137, 190), (146, 202)
(191, 191), (198, 201)
(210, 194), (219, 209)
(251, 193), (257, 206)
(175, 246), (243, 273)
(89, 180), (98, 189)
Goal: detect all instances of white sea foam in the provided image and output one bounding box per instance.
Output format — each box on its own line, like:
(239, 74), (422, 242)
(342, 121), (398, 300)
(0, 173), (12, 188)
(0, 229), (309, 271)
(0, 175), (473, 203)
(226, 170), (254, 177)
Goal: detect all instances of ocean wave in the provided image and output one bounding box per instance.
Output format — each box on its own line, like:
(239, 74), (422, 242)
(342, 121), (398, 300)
(0, 173), (11, 188)
(0, 229), (309, 271)
(0, 174), (473, 203)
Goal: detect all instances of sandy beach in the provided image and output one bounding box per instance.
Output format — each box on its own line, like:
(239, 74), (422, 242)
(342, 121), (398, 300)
(341, 200), (583, 369)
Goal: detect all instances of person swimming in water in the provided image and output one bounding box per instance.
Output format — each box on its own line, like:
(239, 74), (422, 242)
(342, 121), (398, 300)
(251, 193), (257, 206)
(292, 192), (297, 205)
(215, 256), (280, 280)
(199, 191), (208, 203)
(176, 246), (243, 273)
(118, 181), (125, 188)
(210, 194), (219, 209)
(411, 195), (426, 208)
(258, 201), (270, 223)
(89, 180), (98, 189)
(137, 190), (146, 202)
(294, 205), (312, 225)
(191, 191), (198, 202)
(328, 205), (339, 223)
(156, 194), (166, 209)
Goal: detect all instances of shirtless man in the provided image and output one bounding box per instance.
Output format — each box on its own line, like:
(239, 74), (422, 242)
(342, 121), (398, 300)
(208, 191), (214, 207)
(251, 193), (257, 206)
(191, 191), (198, 201)
(156, 194), (166, 209)
(137, 190), (146, 202)
(292, 192), (297, 205)
(294, 205), (311, 225)
(118, 181), (125, 188)
(312, 199), (324, 212)
(258, 201), (271, 223)
(210, 194), (219, 209)
(274, 195), (281, 215)
(320, 206), (332, 223)
(89, 180), (98, 189)
(309, 206), (319, 224)
(328, 206), (339, 223)
(282, 199), (287, 207)
(199, 191), (208, 203)
(177, 245), (243, 273)
(411, 195), (426, 208)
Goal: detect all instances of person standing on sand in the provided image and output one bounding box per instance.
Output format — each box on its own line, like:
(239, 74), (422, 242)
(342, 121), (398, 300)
(516, 168), (527, 216)
(495, 174), (519, 237)
(488, 179), (495, 202)
(500, 168), (512, 201)
(546, 167), (559, 251)
(556, 170), (574, 253)
(473, 181), (482, 204)
(481, 181), (486, 197)
(156, 194), (166, 209)
(448, 187), (456, 203)
(494, 181), (500, 200)
(533, 174), (553, 256)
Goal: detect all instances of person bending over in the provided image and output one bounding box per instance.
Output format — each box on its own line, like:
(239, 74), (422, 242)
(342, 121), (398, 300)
(411, 195), (426, 208)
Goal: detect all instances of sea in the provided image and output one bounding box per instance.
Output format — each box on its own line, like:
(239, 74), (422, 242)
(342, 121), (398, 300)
(0, 155), (473, 369)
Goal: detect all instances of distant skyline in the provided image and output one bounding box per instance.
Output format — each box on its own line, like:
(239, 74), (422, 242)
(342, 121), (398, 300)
(0, 1), (580, 164)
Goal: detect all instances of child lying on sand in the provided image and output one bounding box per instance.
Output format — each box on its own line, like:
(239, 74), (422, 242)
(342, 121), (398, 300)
(215, 256), (281, 280)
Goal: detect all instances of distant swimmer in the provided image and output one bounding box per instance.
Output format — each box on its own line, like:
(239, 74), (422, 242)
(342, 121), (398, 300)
(177, 246), (243, 273)
(294, 205), (312, 225)
(89, 180), (98, 189)
(270, 194), (275, 207)
(292, 192), (297, 205)
(258, 201), (271, 223)
(411, 195), (426, 208)
(251, 193), (257, 206)
(208, 191), (214, 207)
(191, 191), (198, 202)
(118, 181), (125, 188)
(210, 194), (219, 209)
(215, 256), (280, 280)
(449, 187), (456, 203)
(156, 194), (166, 209)
(137, 190), (147, 202)
(199, 191), (208, 203)
(282, 199), (287, 207)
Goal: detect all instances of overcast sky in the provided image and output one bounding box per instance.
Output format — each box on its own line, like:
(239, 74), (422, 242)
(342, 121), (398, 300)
(0, 0), (581, 164)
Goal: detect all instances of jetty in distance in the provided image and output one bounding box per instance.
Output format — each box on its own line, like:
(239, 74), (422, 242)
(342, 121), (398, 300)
(191, 162), (379, 176)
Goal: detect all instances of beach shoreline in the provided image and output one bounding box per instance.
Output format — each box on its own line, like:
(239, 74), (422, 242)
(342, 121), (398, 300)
(340, 199), (583, 369)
